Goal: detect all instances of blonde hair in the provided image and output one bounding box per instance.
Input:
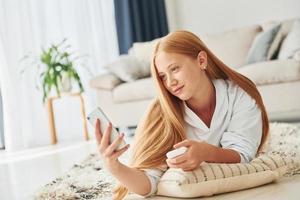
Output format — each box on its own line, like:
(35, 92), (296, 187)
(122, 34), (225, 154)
(113, 30), (269, 199)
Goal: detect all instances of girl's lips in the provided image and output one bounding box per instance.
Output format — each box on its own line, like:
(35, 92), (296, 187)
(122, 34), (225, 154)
(174, 86), (184, 94)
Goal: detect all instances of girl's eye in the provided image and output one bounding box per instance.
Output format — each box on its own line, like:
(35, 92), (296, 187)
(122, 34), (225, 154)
(171, 66), (179, 72)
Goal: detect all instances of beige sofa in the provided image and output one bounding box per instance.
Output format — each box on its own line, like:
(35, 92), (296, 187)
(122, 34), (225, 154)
(90, 19), (300, 129)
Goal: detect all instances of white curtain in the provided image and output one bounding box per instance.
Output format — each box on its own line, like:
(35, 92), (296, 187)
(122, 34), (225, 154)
(0, 91), (3, 148)
(0, 0), (119, 151)
(0, 78), (4, 149)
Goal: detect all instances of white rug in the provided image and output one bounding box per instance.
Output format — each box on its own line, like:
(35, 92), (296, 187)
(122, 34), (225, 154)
(34, 153), (116, 200)
(34, 123), (300, 200)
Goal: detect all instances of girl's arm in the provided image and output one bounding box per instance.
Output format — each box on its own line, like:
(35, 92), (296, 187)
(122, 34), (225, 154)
(206, 143), (241, 163)
(109, 161), (152, 196)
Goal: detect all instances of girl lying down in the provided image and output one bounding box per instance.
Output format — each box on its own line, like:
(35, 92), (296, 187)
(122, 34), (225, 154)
(94, 30), (269, 200)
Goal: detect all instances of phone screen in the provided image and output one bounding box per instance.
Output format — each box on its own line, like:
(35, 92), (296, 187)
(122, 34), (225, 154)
(87, 107), (126, 150)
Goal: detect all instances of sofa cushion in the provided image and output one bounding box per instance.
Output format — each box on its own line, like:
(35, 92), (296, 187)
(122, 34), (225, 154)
(103, 55), (150, 82)
(245, 24), (281, 64)
(237, 59), (300, 85)
(113, 78), (156, 103)
(278, 20), (300, 60)
(294, 50), (300, 61)
(128, 38), (160, 63)
(257, 81), (300, 117)
(201, 25), (262, 69)
(89, 72), (122, 90)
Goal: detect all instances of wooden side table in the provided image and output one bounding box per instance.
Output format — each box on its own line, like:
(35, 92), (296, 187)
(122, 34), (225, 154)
(47, 92), (89, 144)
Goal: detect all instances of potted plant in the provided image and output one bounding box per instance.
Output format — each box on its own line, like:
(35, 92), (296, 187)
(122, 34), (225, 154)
(21, 39), (86, 103)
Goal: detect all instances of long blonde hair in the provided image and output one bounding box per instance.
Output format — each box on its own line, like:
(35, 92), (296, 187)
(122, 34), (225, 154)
(113, 30), (269, 199)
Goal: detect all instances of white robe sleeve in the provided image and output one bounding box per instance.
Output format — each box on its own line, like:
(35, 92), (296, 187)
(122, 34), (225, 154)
(141, 165), (167, 197)
(220, 89), (263, 163)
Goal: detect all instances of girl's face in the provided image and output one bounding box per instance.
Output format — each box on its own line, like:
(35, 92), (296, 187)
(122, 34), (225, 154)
(155, 51), (208, 100)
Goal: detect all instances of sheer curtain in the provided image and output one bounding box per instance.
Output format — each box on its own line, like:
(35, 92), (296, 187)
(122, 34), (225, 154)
(0, 85), (4, 149)
(0, 36), (8, 150)
(0, 0), (119, 151)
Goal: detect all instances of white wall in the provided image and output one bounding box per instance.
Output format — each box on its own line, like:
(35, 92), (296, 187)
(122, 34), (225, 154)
(165, 0), (300, 35)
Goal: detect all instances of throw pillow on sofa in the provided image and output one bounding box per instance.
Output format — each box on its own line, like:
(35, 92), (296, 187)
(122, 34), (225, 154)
(266, 25), (283, 60)
(245, 24), (281, 64)
(89, 72), (122, 90)
(278, 20), (300, 60)
(103, 55), (150, 82)
(294, 50), (300, 61)
(128, 38), (160, 64)
(201, 25), (262, 68)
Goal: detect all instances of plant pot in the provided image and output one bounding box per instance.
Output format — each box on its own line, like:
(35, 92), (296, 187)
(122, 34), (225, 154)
(59, 73), (72, 93)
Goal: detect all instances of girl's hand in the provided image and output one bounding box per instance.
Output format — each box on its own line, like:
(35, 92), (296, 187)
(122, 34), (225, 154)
(95, 119), (130, 171)
(166, 139), (212, 171)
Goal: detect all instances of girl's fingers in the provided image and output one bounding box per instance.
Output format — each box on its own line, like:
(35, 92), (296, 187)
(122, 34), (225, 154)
(182, 167), (194, 172)
(100, 122), (112, 149)
(112, 144), (130, 159)
(104, 133), (125, 156)
(95, 119), (102, 144)
(173, 139), (191, 149)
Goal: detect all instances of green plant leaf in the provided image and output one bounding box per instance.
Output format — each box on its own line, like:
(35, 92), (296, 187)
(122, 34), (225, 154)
(21, 38), (87, 103)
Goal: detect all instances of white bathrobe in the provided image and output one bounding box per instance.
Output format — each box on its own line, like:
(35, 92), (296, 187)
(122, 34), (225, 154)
(143, 78), (263, 196)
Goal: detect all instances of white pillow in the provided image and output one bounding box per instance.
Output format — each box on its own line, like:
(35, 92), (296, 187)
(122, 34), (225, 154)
(266, 26), (283, 60)
(293, 50), (300, 61)
(157, 154), (298, 198)
(201, 25), (262, 68)
(156, 122), (300, 198)
(103, 55), (150, 82)
(265, 19), (297, 60)
(128, 38), (160, 63)
(89, 72), (122, 90)
(278, 20), (300, 59)
(245, 24), (281, 64)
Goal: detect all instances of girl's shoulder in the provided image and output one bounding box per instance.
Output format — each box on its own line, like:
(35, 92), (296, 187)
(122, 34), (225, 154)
(222, 79), (248, 98)
(227, 79), (258, 109)
(214, 78), (256, 106)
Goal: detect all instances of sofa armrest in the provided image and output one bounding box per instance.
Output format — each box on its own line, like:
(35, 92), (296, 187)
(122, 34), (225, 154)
(89, 72), (122, 90)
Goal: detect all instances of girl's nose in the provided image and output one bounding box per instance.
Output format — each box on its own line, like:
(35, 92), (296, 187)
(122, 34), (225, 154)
(167, 76), (178, 87)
